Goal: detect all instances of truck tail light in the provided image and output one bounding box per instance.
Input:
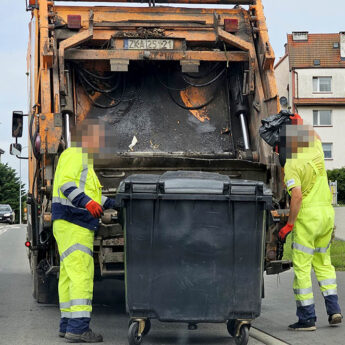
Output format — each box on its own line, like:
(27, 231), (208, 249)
(67, 15), (82, 29)
(28, 0), (38, 9)
(224, 19), (239, 33)
(25, 241), (31, 248)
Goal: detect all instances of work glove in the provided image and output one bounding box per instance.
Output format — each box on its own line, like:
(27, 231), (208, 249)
(278, 223), (294, 243)
(86, 200), (104, 218)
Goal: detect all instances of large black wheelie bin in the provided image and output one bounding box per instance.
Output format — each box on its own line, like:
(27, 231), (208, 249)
(116, 171), (272, 345)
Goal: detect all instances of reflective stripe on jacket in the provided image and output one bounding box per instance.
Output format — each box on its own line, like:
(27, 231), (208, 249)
(52, 147), (102, 231)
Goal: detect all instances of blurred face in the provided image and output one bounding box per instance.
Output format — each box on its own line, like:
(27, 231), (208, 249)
(283, 124), (316, 158)
(71, 121), (105, 155)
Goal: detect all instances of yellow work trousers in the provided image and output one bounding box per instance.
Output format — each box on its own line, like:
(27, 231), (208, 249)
(292, 205), (338, 319)
(53, 219), (94, 319)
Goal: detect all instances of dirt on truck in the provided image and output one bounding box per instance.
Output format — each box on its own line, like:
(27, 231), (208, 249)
(11, 0), (290, 303)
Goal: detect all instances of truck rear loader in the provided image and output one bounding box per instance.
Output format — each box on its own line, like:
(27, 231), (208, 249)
(10, 0), (290, 305)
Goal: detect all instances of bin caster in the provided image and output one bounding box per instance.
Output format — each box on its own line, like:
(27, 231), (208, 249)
(128, 319), (151, 336)
(234, 325), (249, 345)
(128, 322), (142, 345)
(226, 319), (236, 337)
(188, 323), (198, 330)
(226, 320), (250, 345)
(128, 319), (150, 345)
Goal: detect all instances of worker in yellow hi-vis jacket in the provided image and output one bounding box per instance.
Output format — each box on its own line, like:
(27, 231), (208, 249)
(52, 123), (116, 343)
(260, 112), (342, 332)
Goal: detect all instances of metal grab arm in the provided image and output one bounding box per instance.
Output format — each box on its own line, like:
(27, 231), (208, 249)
(59, 11), (94, 95)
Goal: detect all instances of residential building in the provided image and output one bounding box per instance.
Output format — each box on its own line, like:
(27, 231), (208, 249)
(275, 32), (345, 169)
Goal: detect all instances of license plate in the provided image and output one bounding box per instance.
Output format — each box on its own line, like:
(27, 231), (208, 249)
(125, 39), (174, 50)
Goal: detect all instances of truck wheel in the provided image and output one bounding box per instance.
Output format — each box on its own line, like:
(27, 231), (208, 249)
(235, 325), (249, 345)
(128, 322), (143, 345)
(32, 255), (58, 304)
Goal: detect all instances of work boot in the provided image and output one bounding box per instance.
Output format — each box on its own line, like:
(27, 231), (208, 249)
(59, 332), (66, 338)
(329, 314), (343, 326)
(65, 329), (103, 343)
(288, 319), (316, 331)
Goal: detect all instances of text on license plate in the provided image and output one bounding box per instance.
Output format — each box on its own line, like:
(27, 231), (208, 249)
(125, 39), (174, 50)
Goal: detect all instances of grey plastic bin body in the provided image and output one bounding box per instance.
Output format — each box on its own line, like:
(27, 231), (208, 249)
(116, 171), (272, 323)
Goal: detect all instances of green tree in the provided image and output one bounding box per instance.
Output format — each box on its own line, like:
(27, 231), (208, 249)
(0, 163), (26, 223)
(327, 167), (345, 204)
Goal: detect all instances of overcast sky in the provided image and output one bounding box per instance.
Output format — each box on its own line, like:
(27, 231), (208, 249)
(1, 0), (345, 189)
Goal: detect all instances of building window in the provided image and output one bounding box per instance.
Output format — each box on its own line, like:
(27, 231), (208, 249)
(313, 77), (332, 92)
(313, 110), (332, 126)
(292, 32), (308, 41)
(322, 143), (333, 159)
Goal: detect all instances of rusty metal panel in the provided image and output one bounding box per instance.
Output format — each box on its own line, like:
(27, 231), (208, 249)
(65, 49), (248, 62)
(76, 62), (236, 156)
(39, 113), (63, 154)
(54, 0), (255, 4)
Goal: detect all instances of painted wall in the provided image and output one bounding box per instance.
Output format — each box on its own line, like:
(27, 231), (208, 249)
(294, 106), (345, 169)
(294, 68), (345, 98)
(275, 56), (290, 102)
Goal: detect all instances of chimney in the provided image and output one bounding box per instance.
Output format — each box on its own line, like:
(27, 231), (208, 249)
(292, 31), (308, 41)
(340, 32), (345, 59)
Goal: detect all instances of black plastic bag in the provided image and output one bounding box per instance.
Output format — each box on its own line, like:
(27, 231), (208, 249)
(259, 110), (292, 147)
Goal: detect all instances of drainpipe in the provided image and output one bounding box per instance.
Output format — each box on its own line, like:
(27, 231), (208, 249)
(292, 69), (299, 113)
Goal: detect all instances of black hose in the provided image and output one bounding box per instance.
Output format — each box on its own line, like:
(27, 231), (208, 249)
(182, 68), (226, 87)
(155, 73), (188, 91)
(79, 66), (115, 81)
(80, 75), (126, 109)
(168, 88), (216, 110)
(184, 62), (221, 79)
(156, 65), (224, 91)
(78, 69), (121, 94)
(29, 112), (41, 160)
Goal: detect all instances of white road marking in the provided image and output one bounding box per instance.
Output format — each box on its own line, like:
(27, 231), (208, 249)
(250, 328), (289, 345)
(0, 228), (8, 236)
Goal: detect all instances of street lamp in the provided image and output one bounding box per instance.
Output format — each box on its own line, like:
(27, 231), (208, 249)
(19, 146), (28, 225)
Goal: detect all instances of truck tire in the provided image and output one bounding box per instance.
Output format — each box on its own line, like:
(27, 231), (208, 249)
(31, 253), (58, 304)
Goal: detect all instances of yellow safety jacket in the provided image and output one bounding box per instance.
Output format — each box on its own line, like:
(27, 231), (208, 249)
(52, 147), (108, 230)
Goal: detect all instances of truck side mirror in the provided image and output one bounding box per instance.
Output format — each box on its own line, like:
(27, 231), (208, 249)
(12, 111), (24, 138)
(10, 143), (22, 156)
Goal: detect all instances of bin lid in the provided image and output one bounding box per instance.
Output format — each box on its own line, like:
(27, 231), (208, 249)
(118, 171), (272, 196)
(118, 174), (160, 193)
(159, 171), (230, 194)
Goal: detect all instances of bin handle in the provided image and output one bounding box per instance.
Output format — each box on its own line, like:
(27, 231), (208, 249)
(100, 172), (126, 178)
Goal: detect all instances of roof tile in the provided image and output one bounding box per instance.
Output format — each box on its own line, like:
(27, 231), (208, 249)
(287, 33), (345, 69)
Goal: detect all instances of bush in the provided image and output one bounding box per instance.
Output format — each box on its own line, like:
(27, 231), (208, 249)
(0, 163), (26, 223)
(327, 167), (345, 204)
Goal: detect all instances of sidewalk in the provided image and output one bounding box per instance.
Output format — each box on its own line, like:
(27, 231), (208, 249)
(253, 270), (344, 345)
(334, 206), (345, 241)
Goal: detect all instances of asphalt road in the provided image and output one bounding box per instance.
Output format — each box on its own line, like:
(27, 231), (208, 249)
(0, 224), (265, 345)
(334, 206), (345, 241)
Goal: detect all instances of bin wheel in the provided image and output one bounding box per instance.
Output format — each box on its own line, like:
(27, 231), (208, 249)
(226, 319), (236, 337)
(128, 319), (151, 336)
(128, 322), (143, 345)
(234, 325), (249, 345)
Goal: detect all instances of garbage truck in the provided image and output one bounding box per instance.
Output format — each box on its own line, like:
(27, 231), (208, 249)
(10, 0), (290, 306)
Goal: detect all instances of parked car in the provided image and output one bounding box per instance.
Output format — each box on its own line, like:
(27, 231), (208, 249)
(0, 204), (15, 224)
